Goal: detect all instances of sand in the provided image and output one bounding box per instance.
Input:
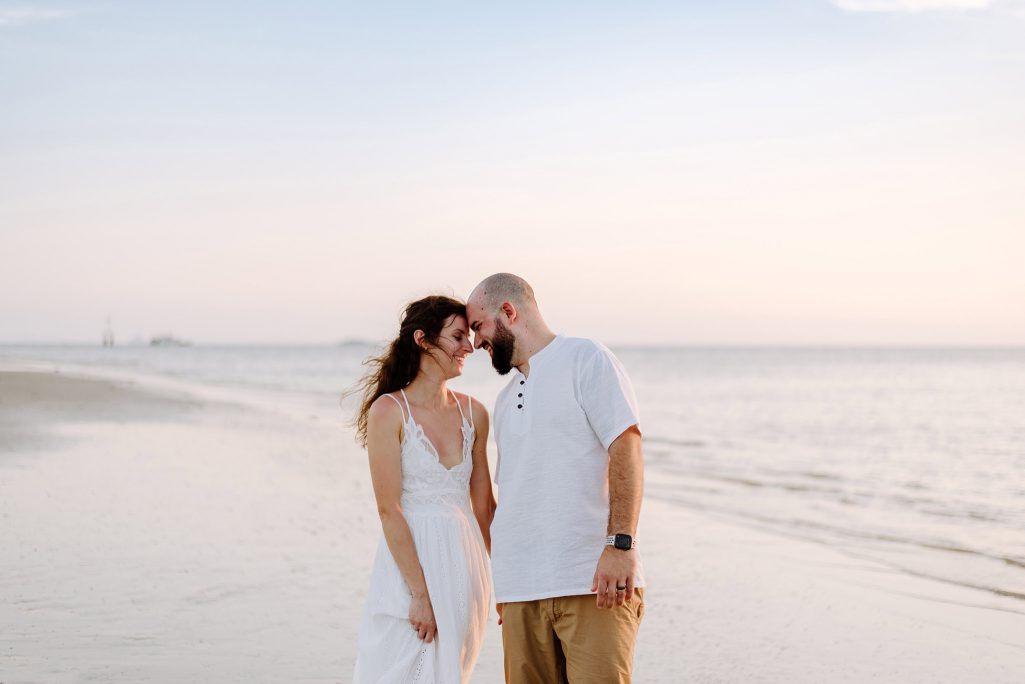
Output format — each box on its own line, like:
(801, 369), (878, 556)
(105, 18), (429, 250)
(1, 367), (1022, 683)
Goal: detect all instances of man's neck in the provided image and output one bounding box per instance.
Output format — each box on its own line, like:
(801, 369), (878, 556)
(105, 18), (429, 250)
(515, 330), (557, 378)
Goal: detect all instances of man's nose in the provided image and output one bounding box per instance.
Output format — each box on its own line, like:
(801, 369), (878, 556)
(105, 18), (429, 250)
(473, 334), (483, 350)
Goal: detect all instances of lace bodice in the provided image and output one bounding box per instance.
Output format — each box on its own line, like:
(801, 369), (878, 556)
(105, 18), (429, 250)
(386, 390), (474, 509)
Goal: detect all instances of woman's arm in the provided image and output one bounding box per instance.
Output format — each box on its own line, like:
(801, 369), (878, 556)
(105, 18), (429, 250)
(467, 396), (496, 554)
(366, 396), (437, 643)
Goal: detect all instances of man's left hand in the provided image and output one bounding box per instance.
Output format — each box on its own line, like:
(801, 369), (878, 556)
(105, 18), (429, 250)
(590, 546), (638, 608)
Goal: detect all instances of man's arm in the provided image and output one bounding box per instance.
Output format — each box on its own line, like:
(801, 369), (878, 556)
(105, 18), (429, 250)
(591, 425), (643, 609)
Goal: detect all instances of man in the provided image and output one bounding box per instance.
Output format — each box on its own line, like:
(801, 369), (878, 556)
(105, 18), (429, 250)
(466, 273), (645, 683)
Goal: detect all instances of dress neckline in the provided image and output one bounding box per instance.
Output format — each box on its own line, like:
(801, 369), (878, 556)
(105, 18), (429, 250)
(399, 389), (471, 472)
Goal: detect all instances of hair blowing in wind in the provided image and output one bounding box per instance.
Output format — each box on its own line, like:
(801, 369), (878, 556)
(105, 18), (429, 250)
(351, 295), (467, 446)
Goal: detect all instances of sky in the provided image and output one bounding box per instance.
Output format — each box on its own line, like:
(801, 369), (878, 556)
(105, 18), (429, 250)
(2, 0), (1023, 345)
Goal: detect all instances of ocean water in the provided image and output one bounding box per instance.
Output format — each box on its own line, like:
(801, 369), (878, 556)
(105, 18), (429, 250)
(3, 344), (1023, 607)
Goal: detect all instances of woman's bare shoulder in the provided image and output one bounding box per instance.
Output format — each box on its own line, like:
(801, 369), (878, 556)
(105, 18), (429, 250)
(368, 393), (404, 422)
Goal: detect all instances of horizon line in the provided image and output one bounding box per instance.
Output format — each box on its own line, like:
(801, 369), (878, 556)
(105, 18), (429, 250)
(2, 340), (1024, 350)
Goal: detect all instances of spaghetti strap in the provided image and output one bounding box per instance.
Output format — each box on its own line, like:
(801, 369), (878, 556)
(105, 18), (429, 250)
(465, 394), (475, 429)
(453, 391), (468, 426)
(383, 393), (407, 421)
(399, 388), (414, 421)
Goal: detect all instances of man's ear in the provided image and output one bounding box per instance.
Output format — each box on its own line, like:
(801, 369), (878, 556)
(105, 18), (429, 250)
(501, 301), (517, 324)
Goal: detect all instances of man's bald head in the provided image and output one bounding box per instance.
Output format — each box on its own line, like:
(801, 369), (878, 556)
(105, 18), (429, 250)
(467, 272), (554, 373)
(468, 273), (537, 314)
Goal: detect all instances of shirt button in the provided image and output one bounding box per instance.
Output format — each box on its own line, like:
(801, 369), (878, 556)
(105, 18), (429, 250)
(517, 404), (523, 409)
(517, 393), (522, 397)
(519, 380), (525, 385)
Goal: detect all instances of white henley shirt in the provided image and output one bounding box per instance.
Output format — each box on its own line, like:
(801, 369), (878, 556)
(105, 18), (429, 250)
(491, 335), (643, 603)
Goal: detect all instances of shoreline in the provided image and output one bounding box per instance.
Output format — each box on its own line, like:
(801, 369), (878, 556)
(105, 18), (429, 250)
(1, 368), (1022, 682)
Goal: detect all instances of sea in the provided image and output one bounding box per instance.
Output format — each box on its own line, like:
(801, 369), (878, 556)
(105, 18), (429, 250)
(2, 343), (1022, 608)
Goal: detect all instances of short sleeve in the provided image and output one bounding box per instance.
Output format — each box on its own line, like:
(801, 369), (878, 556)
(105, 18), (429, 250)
(578, 343), (641, 450)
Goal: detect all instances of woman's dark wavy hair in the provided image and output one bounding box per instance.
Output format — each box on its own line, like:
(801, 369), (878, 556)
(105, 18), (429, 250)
(352, 295), (467, 446)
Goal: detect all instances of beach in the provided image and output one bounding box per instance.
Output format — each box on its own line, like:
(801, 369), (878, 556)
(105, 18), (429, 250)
(2, 363), (1023, 683)
(6, 0), (1025, 679)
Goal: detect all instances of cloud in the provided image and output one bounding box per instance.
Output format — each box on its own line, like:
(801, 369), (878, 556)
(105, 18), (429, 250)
(832, 0), (991, 11)
(0, 7), (76, 26)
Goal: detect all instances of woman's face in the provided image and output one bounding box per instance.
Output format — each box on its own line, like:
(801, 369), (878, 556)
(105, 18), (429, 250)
(427, 314), (474, 378)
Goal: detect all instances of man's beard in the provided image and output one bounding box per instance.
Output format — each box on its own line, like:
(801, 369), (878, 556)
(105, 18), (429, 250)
(490, 320), (516, 375)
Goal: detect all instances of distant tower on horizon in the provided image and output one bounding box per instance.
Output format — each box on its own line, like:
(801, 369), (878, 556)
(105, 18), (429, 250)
(102, 316), (115, 347)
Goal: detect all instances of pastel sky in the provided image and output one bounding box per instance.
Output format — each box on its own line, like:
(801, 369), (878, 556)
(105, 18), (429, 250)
(2, 1), (1023, 345)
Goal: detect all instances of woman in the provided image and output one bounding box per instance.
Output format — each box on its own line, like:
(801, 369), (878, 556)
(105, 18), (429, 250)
(352, 296), (495, 684)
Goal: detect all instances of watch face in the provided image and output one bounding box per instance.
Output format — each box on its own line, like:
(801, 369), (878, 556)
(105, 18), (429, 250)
(614, 534), (632, 550)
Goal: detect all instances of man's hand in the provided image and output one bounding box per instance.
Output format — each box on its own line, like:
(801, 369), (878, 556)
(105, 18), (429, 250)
(590, 546), (638, 608)
(496, 602), (504, 625)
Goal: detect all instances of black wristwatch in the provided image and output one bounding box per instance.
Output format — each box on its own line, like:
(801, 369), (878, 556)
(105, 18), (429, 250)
(605, 534), (636, 550)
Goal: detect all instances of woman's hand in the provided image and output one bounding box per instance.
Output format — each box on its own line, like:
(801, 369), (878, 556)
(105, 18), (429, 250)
(409, 594), (438, 643)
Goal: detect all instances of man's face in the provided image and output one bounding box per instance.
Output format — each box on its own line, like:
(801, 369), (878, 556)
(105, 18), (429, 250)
(467, 303), (516, 375)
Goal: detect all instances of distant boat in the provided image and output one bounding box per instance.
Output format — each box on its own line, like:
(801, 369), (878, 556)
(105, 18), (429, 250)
(337, 338), (373, 347)
(102, 316), (115, 347)
(149, 335), (191, 347)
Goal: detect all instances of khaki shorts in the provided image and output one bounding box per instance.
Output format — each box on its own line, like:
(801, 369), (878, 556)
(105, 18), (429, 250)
(501, 589), (645, 684)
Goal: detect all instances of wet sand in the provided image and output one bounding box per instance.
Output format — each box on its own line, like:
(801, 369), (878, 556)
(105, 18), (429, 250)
(1, 368), (1022, 682)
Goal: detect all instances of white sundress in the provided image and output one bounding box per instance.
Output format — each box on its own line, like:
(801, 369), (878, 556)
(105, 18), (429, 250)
(353, 389), (492, 684)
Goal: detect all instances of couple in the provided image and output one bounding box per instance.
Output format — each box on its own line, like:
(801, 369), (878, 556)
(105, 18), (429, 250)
(352, 273), (645, 684)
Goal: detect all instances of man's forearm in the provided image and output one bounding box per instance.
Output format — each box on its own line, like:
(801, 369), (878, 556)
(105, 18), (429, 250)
(607, 427), (643, 535)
